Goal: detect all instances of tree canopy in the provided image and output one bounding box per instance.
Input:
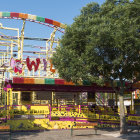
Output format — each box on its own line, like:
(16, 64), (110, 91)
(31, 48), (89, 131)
(52, 0), (140, 86)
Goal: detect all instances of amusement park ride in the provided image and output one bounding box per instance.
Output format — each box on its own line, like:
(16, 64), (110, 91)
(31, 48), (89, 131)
(0, 12), (140, 131)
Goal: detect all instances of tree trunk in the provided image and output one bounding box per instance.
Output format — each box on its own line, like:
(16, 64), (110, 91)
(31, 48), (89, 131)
(119, 89), (127, 134)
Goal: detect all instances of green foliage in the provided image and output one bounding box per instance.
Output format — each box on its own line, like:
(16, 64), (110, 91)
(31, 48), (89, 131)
(52, 0), (140, 87)
(0, 110), (6, 117)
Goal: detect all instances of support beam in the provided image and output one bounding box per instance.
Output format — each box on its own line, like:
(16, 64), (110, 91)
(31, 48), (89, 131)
(20, 20), (26, 60)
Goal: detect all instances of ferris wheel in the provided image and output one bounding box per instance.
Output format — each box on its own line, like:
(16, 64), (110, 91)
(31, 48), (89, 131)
(0, 12), (66, 81)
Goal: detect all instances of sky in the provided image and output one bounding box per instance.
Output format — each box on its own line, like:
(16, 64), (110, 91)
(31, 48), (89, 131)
(0, 0), (106, 57)
(0, 0), (105, 25)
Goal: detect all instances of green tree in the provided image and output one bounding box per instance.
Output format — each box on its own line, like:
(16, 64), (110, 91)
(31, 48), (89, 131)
(52, 0), (140, 134)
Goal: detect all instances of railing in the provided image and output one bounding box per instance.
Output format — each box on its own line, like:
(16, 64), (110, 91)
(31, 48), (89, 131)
(0, 104), (140, 125)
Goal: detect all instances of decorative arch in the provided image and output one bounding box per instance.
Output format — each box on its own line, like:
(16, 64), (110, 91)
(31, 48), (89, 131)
(0, 12), (66, 31)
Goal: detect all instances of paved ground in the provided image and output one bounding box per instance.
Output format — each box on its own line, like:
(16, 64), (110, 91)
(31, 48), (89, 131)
(0, 128), (140, 140)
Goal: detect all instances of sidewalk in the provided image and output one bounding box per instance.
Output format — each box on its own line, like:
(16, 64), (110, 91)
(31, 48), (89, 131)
(0, 128), (140, 140)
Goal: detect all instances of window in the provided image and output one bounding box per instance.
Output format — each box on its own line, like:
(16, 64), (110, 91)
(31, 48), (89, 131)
(21, 92), (31, 102)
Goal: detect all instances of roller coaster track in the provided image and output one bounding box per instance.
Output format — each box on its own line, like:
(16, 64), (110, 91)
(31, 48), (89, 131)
(0, 35), (58, 41)
(0, 12), (67, 33)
